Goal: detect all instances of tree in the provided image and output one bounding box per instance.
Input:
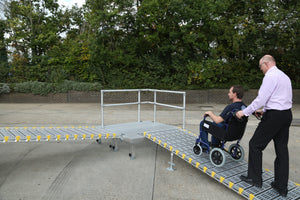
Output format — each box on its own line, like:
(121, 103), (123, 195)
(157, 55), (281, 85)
(0, 20), (9, 82)
(85, 0), (139, 86)
(1, 0), (299, 89)
(5, 0), (68, 82)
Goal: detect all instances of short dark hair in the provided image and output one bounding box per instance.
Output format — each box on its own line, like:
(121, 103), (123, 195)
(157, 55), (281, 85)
(232, 85), (244, 99)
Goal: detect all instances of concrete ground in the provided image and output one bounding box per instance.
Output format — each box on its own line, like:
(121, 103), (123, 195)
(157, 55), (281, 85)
(0, 103), (299, 200)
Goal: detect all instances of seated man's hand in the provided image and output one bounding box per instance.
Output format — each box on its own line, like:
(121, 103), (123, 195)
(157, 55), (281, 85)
(204, 111), (212, 117)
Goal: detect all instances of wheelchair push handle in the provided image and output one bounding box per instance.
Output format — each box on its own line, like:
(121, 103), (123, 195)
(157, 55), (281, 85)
(232, 110), (247, 122)
(252, 111), (262, 120)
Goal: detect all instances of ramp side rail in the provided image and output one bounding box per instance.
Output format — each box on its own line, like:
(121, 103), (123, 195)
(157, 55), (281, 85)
(101, 89), (186, 128)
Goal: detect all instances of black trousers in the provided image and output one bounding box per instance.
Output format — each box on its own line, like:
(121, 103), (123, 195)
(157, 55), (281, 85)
(247, 109), (292, 188)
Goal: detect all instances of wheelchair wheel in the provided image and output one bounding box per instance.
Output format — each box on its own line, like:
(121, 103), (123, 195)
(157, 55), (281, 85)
(229, 144), (244, 162)
(210, 148), (226, 167)
(193, 144), (202, 155)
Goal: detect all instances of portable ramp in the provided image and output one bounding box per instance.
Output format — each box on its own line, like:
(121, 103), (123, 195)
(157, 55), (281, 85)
(141, 122), (300, 200)
(99, 89), (300, 200)
(0, 126), (119, 142)
(1, 89), (299, 199)
(0, 122), (299, 199)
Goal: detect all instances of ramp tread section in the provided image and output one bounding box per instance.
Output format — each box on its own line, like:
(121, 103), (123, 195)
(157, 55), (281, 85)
(1, 121), (299, 200)
(0, 126), (116, 142)
(141, 123), (300, 200)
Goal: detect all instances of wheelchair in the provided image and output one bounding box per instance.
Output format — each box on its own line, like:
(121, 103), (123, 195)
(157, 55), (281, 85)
(193, 110), (248, 167)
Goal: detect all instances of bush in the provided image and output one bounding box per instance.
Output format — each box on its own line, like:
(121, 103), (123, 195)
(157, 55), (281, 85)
(53, 80), (74, 93)
(14, 81), (53, 96)
(31, 82), (53, 96)
(13, 80), (103, 95)
(53, 80), (102, 93)
(14, 82), (34, 93)
(0, 83), (10, 94)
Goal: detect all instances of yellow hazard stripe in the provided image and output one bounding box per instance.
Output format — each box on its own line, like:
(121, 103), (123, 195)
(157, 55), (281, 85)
(4, 136), (9, 142)
(211, 171), (216, 178)
(220, 176), (225, 183)
(249, 194), (255, 200)
(16, 136), (21, 142)
(239, 187), (244, 194)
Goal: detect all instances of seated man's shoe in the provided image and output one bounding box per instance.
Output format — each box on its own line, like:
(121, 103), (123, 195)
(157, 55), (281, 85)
(240, 175), (262, 188)
(200, 145), (209, 153)
(210, 143), (221, 148)
(271, 181), (287, 197)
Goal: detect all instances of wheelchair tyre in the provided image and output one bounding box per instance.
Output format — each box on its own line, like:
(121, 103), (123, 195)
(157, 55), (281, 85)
(193, 144), (202, 155)
(229, 144), (244, 162)
(210, 148), (226, 167)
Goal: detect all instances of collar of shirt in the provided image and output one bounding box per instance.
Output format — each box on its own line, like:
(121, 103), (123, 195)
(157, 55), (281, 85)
(265, 66), (277, 75)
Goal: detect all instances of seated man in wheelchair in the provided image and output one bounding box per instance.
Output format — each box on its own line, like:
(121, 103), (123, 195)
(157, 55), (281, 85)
(197, 85), (247, 153)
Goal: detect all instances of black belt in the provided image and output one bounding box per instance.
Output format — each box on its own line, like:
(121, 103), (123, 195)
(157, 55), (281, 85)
(266, 109), (291, 112)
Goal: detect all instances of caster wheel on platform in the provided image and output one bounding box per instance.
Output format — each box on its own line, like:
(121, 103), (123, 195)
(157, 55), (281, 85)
(210, 148), (226, 167)
(96, 139), (101, 144)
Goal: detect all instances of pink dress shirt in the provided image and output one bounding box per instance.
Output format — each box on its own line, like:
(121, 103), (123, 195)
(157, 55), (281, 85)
(243, 66), (293, 116)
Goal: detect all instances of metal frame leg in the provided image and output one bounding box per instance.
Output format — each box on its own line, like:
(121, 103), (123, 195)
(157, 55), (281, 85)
(167, 152), (176, 171)
(129, 144), (136, 160)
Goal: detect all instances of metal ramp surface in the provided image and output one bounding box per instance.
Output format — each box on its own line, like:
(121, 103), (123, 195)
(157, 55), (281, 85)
(0, 125), (114, 142)
(140, 122), (300, 200)
(1, 121), (299, 200)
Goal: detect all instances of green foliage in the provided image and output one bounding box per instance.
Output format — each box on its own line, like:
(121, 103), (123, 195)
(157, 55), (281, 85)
(14, 81), (52, 95)
(13, 80), (102, 95)
(53, 80), (102, 93)
(1, 0), (300, 89)
(0, 20), (8, 82)
(0, 83), (10, 94)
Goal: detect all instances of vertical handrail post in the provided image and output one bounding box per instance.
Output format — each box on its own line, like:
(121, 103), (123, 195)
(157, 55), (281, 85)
(154, 90), (157, 124)
(101, 90), (104, 128)
(138, 89), (141, 123)
(183, 92), (186, 129)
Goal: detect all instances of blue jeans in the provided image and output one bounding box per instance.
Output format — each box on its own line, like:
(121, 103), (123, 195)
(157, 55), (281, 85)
(200, 120), (224, 147)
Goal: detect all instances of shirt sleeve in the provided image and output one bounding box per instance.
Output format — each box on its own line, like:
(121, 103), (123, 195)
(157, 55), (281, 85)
(219, 105), (231, 120)
(243, 74), (277, 116)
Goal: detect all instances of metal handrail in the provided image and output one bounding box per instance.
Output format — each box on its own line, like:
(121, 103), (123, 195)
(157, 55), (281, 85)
(101, 89), (186, 128)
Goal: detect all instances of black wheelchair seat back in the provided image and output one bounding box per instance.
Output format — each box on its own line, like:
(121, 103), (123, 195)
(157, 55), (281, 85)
(201, 120), (227, 140)
(201, 113), (248, 142)
(225, 115), (248, 141)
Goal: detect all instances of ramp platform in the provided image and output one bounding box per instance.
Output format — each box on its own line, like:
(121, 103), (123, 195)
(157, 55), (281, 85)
(1, 89), (299, 199)
(0, 121), (299, 200)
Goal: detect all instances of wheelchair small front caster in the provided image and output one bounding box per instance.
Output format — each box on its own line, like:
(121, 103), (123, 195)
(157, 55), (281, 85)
(193, 144), (203, 155)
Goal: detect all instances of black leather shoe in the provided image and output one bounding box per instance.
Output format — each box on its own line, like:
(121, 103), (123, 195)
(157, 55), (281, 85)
(271, 181), (287, 197)
(200, 145), (209, 153)
(210, 143), (221, 148)
(240, 175), (262, 188)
